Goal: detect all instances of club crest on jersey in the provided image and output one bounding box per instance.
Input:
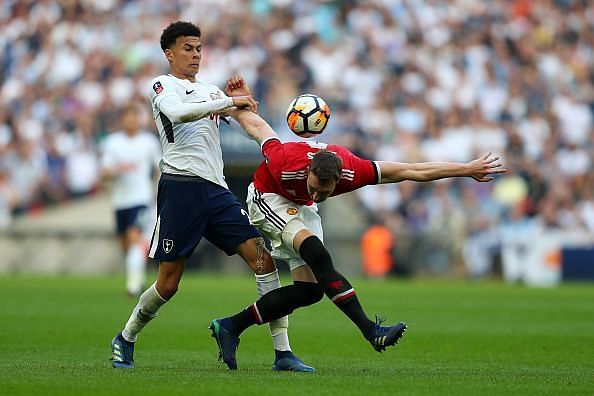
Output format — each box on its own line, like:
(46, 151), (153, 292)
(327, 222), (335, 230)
(287, 208), (299, 215)
(153, 81), (163, 94)
(163, 239), (173, 253)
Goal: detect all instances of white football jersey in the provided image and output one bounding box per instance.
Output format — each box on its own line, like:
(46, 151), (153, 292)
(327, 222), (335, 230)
(150, 74), (229, 188)
(101, 131), (161, 210)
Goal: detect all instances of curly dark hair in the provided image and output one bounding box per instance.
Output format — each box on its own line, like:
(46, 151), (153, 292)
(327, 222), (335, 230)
(310, 150), (343, 184)
(160, 21), (201, 51)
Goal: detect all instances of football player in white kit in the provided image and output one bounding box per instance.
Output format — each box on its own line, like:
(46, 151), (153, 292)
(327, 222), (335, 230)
(110, 21), (314, 372)
(101, 102), (161, 297)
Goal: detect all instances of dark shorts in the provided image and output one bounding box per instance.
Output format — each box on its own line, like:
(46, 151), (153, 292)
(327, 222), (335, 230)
(115, 205), (148, 234)
(148, 173), (261, 261)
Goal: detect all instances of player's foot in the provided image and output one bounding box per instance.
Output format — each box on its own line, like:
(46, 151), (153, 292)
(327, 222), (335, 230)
(209, 318), (240, 370)
(367, 315), (407, 352)
(111, 332), (135, 368)
(272, 350), (316, 373)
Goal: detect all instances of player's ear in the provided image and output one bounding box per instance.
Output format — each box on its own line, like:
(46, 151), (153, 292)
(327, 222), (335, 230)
(164, 48), (173, 62)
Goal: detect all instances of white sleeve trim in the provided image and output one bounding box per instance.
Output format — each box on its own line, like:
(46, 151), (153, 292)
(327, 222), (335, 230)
(373, 161), (382, 184)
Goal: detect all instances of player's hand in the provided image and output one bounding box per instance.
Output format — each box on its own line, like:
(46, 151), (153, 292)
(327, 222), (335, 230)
(467, 152), (507, 182)
(225, 76), (252, 97)
(232, 95), (258, 114)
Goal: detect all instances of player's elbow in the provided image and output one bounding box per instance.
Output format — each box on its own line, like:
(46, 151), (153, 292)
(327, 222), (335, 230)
(165, 107), (209, 124)
(160, 108), (183, 123)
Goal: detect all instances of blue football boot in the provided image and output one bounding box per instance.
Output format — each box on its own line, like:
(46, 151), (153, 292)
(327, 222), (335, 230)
(111, 332), (135, 368)
(209, 319), (240, 370)
(368, 315), (407, 352)
(272, 350), (316, 373)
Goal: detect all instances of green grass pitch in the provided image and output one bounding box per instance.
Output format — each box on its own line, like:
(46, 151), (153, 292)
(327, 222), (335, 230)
(1, 274), (593, 395)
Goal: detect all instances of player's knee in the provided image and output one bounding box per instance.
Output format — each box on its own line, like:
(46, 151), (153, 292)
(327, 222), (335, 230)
(298, 235), (334, 278)
(157, 283), (177, 300)
(126, 227), (143, 243)
(155, 278), (179, 300)
(294, 281), (324, 306)
(249, 249), (275, 275)
(240, 237), (277, 275)
(261, 251), (276, 274)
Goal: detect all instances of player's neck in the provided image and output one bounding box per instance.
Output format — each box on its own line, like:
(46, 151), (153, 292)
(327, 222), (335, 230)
(169, 69), (196, 83)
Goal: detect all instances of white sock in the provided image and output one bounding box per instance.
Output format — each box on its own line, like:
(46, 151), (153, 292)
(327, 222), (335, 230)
(125, 244), (146, 295)
(122, 283), (167, 342)
(256, 270), (291, 352)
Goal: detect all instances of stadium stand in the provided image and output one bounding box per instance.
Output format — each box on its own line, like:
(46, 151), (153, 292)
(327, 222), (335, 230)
(1, 0), (593, 277)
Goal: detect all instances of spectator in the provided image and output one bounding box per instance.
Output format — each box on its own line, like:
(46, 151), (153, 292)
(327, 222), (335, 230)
(1, 0), (592, 278)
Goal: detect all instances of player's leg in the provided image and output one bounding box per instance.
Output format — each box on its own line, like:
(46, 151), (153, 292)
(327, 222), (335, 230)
(293, 230), (406, 351)
(112, 258), (182, 368)
(292, 229), (373, 334)
(210, 234), (330, 370)
(244, 186), (324, 368)
(122, 258), (183, 341)
(211, 236), (278, 370)
(260, 264), (318, 372)
(124, 221), (147, 297)
(255, 270), (289, 351)
(123, 257), (184, 339)
(247, 186), (323, 352)
(111, 174), (208, 368)
(118, 234), (128, 252)
(115, 208), (134, 296)
(244, 185), (296, 361)
(211, 241), (323, 370)
(204, 188), (321, 370)
(234, 238), (317, 372)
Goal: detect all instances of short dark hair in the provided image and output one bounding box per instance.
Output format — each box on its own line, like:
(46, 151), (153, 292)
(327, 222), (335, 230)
(310, 150), (343, 184)
(160, 21), (201, 51)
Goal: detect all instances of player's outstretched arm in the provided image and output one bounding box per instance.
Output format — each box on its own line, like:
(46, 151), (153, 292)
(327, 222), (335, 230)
(378, 152), (506, 184)
(227, 108), (279, 145)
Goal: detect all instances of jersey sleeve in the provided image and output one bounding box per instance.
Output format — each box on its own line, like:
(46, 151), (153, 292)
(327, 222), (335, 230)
(261, 138), (286, 178)
(334, 146), (380, 193)
(150, 75), (177, 109)
(150, 77), (232, 123)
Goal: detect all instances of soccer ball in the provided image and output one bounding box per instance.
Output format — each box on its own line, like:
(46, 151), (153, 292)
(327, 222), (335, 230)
(286, 94), (330, 138)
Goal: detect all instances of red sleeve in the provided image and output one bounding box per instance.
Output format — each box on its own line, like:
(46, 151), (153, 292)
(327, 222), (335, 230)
(332, 145), (380, 195)
(261, 137), (285, 177)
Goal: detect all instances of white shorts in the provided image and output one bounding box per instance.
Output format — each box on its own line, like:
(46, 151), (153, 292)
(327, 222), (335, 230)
(246, 183), (323, 271)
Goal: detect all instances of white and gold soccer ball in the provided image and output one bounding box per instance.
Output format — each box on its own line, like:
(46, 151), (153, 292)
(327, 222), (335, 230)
(286, 94), (331, 138)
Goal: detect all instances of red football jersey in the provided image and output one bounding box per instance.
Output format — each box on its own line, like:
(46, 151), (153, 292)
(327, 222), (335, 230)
(253, 138), (380, 205)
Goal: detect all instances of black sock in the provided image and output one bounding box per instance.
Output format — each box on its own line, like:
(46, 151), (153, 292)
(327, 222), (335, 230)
(226, 305), (259, 336)
(227, 281), (324, 337)
(319, 271), (375, 337)
(299, 235), (375, 338)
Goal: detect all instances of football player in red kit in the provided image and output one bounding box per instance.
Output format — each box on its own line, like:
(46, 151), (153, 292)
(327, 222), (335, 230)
(210, 77), (506, 371)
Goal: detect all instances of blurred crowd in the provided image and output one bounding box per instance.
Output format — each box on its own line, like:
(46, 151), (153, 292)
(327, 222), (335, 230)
(1, 0), (593, 275)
